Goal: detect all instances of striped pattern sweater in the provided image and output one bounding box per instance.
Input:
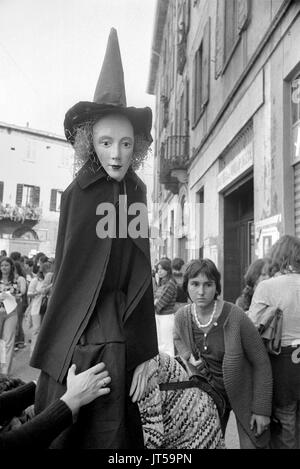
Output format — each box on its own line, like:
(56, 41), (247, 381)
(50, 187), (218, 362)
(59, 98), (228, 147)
(154, 278), (177, 315)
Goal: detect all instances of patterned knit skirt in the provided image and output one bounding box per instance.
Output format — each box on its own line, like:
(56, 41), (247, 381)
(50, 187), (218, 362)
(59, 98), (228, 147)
(138, 353), (225, 449)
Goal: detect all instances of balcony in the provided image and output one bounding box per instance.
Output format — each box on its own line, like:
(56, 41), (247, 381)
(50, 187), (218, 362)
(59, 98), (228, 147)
(159, 136), (189, 194)
(0, 203), (42, 225)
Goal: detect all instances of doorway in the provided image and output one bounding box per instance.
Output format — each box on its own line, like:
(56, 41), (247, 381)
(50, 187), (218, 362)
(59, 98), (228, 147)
(223, 177), (254, 302)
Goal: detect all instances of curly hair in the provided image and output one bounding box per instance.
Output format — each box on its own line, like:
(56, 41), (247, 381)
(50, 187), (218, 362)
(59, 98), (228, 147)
(268, 234), (300, 274)
(73, 118), (151, 174)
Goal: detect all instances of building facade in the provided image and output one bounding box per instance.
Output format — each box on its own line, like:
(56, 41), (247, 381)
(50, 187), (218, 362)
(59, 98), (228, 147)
(0, 122), (74, 257)
(148, 0), (300, 301)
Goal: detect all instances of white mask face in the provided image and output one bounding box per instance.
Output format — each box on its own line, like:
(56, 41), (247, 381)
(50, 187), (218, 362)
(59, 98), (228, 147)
(93, 114), (134, 181)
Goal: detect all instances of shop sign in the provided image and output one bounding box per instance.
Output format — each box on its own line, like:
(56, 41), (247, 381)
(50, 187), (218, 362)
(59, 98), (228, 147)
(217, 142), (253, 192)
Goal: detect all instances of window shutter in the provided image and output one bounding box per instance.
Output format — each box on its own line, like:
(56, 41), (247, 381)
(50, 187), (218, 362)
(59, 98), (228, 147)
(33, 186), (40, 207)
(192, 55), (197, 125)
(202, 17), (211, 107)
(0, 182), (3, 203)
(215, 0), (225, 79)
(237, 0), (250, 32)
(185, 79), (190, 135)
(50, 189), (57, 211)
(184, 0), (190, 34)
(16, 184), (23, 206)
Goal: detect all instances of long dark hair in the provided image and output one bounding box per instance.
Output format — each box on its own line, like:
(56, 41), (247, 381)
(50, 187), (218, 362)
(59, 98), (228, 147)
(239, 258), (269, 310)
(14, 260), (26, 279)
(157, 258), (174, 286)
(0, 257), (15, 284)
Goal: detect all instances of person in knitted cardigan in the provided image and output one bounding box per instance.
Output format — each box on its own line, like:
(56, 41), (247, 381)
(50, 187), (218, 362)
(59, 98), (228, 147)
(174, 259), (272, 449)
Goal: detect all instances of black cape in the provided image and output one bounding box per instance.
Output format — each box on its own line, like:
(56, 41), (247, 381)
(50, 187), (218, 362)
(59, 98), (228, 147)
(30, 162), (158, 383)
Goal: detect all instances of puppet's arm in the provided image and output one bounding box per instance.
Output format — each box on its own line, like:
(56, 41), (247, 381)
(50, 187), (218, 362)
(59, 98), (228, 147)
(129, 360), (151, 403)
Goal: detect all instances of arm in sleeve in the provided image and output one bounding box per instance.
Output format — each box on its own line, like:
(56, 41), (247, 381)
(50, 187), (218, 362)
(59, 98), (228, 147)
(0, 399), (72, 449)
(155, 281), (177, 314)
(0, 383), (36, 424)
(240, 313), (273, 417)
(173, 309), (192, 360)
(17, 277), (27, 295)
(27, 278), (38, 297)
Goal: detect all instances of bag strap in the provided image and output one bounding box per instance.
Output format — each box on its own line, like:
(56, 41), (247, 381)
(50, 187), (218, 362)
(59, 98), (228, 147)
(160, 356), (226, 419)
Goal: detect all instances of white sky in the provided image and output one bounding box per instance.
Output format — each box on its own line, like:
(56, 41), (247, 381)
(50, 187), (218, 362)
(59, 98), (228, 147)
(0, 0), (156, 136)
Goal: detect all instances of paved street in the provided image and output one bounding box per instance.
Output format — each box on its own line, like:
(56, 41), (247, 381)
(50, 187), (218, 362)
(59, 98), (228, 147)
(10, 327), (239, 449)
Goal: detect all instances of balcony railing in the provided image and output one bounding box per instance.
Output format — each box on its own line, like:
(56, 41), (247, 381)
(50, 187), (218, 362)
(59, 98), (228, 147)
(0, 203), (42, 224)
(159, 136), (189, 193)
(164, 135), (189, 168)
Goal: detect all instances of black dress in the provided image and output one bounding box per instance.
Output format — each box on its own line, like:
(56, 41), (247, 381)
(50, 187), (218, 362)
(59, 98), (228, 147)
(35, 180), (145, 449)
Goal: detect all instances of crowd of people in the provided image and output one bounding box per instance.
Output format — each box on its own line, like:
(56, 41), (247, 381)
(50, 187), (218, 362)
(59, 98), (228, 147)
(2, 236), (300, 449)
(151, 234), (300, 449)
(0, 250), (54, 374)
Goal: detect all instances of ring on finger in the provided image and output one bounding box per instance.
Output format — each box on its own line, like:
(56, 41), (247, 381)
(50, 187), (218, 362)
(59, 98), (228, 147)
(102, 377), (107, 387)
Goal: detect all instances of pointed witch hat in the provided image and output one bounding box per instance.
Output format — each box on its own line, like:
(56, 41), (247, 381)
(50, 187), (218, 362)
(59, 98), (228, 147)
(64, 28), (152, 145)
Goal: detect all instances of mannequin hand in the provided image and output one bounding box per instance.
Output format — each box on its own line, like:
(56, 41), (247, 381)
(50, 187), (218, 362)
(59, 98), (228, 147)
(250, 414), (270, 436)
(129, 360), (150, 403)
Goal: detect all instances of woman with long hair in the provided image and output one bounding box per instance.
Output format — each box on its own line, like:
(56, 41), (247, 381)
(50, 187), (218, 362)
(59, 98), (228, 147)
(154, 259), (177, 356)
(174, 258), (272, 449)
(248, 235), (300, 449)
(27, 262), (52, 357)
(0, 257), (19, 374)
(236, 258), (270, 312)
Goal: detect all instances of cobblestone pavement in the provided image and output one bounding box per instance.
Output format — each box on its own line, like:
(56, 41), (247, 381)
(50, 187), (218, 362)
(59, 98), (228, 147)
(11, 331), (239, 449)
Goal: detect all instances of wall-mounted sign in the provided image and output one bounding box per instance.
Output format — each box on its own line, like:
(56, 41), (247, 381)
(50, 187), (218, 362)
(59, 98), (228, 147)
(217, 142), (253, 192)
(292, 122), (300, 164)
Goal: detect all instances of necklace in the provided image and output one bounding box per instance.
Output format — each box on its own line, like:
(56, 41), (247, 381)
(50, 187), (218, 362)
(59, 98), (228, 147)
(192, 301), (217, 329)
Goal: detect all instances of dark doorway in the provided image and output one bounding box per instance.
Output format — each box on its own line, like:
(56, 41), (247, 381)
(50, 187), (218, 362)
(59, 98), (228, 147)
(223, 177), (254, 302)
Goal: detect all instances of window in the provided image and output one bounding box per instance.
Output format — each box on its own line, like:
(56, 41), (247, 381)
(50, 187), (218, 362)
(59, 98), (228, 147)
(192, 19), (210, 127)
(215, 0), (251, 78)
(23, 140), (36, 163)
(193, 44), (203, 125)
(16, 184), (40, 207)
(0, 181), (3, 203)
(50, 189), (63, 212)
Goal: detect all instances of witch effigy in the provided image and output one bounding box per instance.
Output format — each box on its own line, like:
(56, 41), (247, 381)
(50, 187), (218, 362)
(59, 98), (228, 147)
(30, 28), (158, 449)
